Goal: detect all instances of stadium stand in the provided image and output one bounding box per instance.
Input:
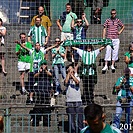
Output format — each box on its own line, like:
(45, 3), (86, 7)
(0, 0), (133, 133)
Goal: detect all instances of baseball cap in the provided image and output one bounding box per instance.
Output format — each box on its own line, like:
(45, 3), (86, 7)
(39, 60), (47, 66)
(124, 68), (131, 74)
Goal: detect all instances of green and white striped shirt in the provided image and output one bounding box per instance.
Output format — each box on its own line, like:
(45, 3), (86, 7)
(28, 25), (47, 46)
(29, 49), (46, 73)
(77, 48), (100, 75)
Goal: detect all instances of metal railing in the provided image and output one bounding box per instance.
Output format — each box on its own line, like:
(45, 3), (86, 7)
(0, 105), (133, 133)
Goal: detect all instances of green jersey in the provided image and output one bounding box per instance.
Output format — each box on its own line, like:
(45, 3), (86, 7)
(16, 42), (32, 63)
(77, 48), (100, 75)
(80, 124), (121, 133)
(28, 25), (47, 46)
(60, 11), (77, 33)
(124, 52), (133, 68)
(52, 46), (65, 66)
(29, 49), (46, 73)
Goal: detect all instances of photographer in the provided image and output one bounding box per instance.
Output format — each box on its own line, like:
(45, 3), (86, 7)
(125, 42), (133, 76)
(112, 68), (133, 133)
(30, 59), (52, 126)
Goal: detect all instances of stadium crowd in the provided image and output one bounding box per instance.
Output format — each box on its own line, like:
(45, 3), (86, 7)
(1, 1), (133, 133)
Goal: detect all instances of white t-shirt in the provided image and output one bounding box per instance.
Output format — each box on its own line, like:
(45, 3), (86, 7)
(0, 26), (6, 44)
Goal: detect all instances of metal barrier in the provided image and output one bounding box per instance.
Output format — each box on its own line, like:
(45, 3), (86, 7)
(1, 105), (133, 133)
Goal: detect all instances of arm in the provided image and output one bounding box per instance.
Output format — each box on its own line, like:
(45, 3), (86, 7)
(64, 73), (70, 85)
(71, 18), (75, 30)
(47, 27), (51, 37)
(115, 77), (125, 91)
(102, 27), (106, 39)
(72, 47), (78, 50)
(82, 13), (89, 29)
(118, 25), (125, 35)
(15, 41), (30, 52)
(28, 36), (31, 42)
(70, 73), (80, 84)
(125, 56), (130, 64)
(99, 45), (106, 52)
(45, 42), (62, 52)
(44, 36), (48, 46)
(56, 19), (62, 31)
(34, 66), (52, 78)
(58, 51), (65, 58)
(28, 28), (32, 42)
(16, 45), (22, 56)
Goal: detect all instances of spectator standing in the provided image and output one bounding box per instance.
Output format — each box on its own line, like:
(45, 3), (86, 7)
(72, 45), (106, 104)
(30, 6), (52, 61)
(112, 68), (133, 133)
(16, 42), (57, 104)
(28, 16), (48, 48)
(64, 65), (83, 133)
(71, 13), (89, 72)
(124, 42), (133, 76)
(30, 6), (52, 38)
(56, 3), (77, 62)
(15, 33), (32, 94)
(0, 18), (7, 75)
(69, 0), (85, 18)
(80, 103), (121, 133)
(102, 9), (125, 73)
(91, 0), (103, 24)
(51, 37), (66, 95)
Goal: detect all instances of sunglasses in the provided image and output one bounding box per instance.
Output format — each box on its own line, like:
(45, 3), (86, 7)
(55, 40), (60, 42)
(111, 13), (116, 15)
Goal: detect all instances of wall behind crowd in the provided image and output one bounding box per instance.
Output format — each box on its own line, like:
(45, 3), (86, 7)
(0, 0), (132, 24)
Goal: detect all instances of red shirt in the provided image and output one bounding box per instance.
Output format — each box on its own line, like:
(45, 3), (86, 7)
(103, 18), (124, 39)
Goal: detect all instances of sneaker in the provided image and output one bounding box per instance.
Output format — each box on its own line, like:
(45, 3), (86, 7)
(102, 65), (108, 71)
(21, 90), (28, 95)
(111, 65), (115, 70)
(26, 99), (34, 105)
(111, 65), (115, 73)
(33, 82), (38, 86)
(54, 91), (59, 96)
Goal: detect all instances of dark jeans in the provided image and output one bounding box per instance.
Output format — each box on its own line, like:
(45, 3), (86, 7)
(28, 72), (35, 92)
(82, 75), (95, 104)
(66, 101), (83, 133)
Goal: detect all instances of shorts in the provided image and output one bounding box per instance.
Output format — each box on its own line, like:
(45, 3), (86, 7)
(129, 67), (133, 75)
(0, 45), (6, 54)
(61, 32), (73, 41)
(18, 61), (30, 71)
